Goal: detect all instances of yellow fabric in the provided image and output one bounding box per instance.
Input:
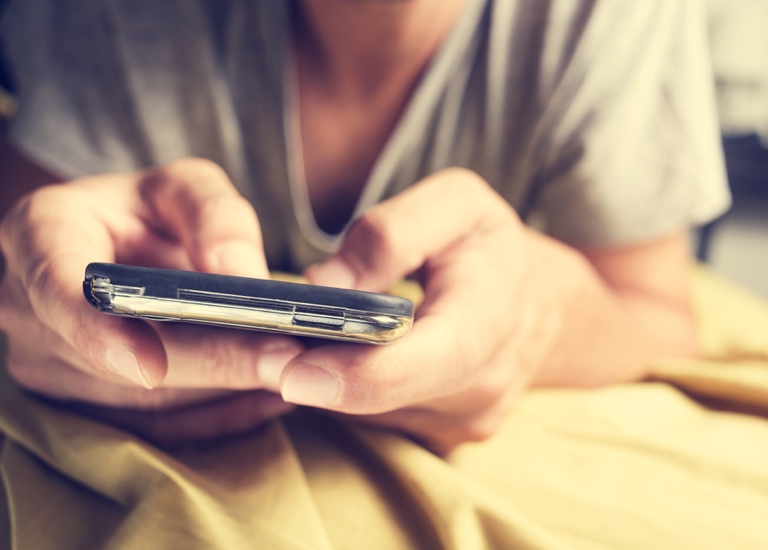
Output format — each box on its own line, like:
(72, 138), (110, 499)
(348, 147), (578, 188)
(2, 266), (768, 549)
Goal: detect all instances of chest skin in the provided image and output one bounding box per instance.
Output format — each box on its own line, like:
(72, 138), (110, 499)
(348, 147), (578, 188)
(295, 67), (413, 236)
(288, 0), (471, 236)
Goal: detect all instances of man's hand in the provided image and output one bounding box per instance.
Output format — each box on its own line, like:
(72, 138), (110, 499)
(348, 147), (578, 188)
(0, 158), (302, 446)
(288, 169), (695, 453)
(287, 169), (538, 453)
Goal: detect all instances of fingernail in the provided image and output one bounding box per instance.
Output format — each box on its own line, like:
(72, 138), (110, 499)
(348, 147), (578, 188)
(258, 348), (302, 391)
(308, 258), (356, 289)
(281, 363), (339, 406)
(106, 345), (153, 389)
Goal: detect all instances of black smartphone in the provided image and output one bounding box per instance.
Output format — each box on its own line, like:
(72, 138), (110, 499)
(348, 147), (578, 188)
(83, 263), (414, 344)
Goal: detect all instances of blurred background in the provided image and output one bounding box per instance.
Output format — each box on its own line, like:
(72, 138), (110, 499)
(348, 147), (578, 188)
(0, 0), (765, 297)
(699, 0), (768, 298)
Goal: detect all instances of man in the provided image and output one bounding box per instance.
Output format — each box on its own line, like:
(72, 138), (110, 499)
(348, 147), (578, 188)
(0, 0), (728, 453)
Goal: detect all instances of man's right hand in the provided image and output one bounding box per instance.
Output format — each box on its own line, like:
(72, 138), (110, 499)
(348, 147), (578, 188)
(0, 158), (303, 446)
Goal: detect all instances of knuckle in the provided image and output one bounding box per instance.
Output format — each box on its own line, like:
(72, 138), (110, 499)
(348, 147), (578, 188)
(197, 193), (256, 233)
(443, 168), (516, 224)
(68, 317), (103, 370)
(24, 257), (73, 329)
(2, 186), (85, 275)
(142, 158), (236, 219)
(337, 352), (395, 409)
(27, 185), (81, 221)
(194, 194), (231, 228)
(196, 333), (260, 389)
(24, 254), (53, 298)
(355, 210), (398, 252)
(432, 167), (491, 202)
(341, 376), (392, 414)
(347, 210), (401, 269)
(23, 258), (55, 317)
(182, 194), (261, 257)
(0, 189), (45, 255)
(194, 339), (235, 386)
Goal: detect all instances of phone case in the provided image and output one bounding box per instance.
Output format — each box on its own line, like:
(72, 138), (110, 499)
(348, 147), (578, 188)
(83, 263), (414, 344)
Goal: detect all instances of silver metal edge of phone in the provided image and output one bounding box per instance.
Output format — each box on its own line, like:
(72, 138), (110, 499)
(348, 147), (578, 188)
(87, 277), (412, 344)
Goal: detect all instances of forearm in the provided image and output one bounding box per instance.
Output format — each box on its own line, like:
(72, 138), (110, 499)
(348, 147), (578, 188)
(522, 229), (696, 388)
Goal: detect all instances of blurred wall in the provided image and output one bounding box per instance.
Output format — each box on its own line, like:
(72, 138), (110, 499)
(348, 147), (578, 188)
(707, 0), (768, 142)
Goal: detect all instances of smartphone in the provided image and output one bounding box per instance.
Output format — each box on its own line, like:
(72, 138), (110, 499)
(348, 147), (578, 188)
(83, 263), (414, 344)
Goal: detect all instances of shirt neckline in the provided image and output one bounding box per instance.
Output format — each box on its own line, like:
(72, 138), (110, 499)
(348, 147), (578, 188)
(281, 0), (489, 254)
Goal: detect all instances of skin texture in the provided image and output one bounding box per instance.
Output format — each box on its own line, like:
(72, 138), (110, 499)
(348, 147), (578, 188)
(294, 0), (470, 232)
(0, 0), (697, 451)
(0, 155), (302, 445)
(300, 170), (695, 452)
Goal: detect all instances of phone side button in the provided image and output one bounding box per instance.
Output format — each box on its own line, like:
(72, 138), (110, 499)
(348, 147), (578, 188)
(293, 312), (344, 330)
(138, 315), (181, 322)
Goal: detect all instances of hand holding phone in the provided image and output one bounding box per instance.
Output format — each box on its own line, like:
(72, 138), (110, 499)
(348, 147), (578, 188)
(1, 159), (315, 446)
(83, 263), (414, 344)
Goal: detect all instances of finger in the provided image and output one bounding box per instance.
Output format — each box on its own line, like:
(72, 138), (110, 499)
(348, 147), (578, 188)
(153, 322), (304, 391)
(139, 158), (268, 277)
(113, 228), (196, 271)
(278, 310), (484, 414)
(278, 277), (532, 414)
(0, 184), (169, 387)
(73, 391), (294, 448)
(305, 168), (519, 292)
(6, 351), (232, 407)
(1, 161), (284, 392)
(288, 171), (524, 415)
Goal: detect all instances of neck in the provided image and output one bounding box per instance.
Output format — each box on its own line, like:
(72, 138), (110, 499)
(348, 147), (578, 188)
(294, 0), (470, 97)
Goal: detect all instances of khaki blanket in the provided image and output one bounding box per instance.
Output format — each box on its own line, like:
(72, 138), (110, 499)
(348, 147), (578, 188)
(2, 266), (768, 549)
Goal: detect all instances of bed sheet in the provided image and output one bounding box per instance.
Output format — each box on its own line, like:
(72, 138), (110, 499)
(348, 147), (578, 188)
(1, 266), (768, 549)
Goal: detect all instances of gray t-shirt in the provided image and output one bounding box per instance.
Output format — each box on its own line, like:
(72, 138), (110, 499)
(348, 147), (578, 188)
(1, 0), (730, 270)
